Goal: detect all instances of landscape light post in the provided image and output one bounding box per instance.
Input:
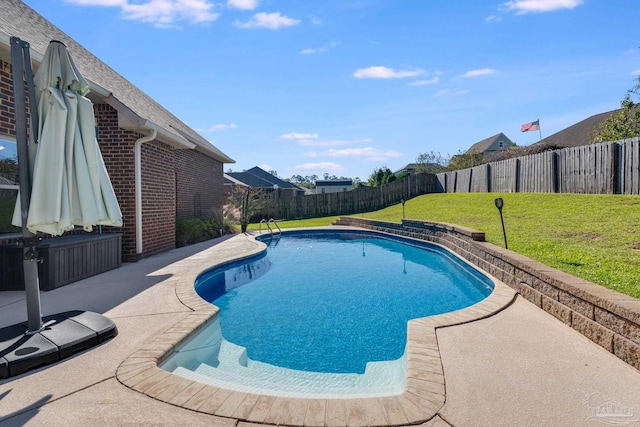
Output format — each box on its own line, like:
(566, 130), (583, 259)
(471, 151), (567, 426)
(494, 197), (508, 250)
(401, 198), (405, 219)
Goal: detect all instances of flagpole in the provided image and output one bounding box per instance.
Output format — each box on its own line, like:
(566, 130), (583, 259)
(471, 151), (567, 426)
(538, 118), (542, 141)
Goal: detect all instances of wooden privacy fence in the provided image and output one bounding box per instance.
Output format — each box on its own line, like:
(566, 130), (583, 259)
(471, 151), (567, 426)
(258, 172), (438, 221)
(436, 137), (640, 195)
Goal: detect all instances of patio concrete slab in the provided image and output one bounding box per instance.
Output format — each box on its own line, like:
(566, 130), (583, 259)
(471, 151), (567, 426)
(0, 312), (189, 418)
(437, 296), (640, 427)
(2, 378), (235, 426)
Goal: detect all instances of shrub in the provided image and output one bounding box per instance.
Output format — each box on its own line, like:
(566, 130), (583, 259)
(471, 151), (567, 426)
(176, 218), (207, 247)
(175, 215), (241, 247)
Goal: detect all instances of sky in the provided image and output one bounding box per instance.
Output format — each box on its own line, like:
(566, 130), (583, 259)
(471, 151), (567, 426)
(4, 0), (640, 181)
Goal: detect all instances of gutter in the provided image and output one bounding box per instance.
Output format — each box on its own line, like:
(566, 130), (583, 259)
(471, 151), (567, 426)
(134, 129), (157, 255)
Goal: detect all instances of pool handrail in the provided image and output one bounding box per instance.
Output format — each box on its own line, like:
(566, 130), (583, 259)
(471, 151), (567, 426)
(259, 218), (272, 234)
(269, 218), (281, 234)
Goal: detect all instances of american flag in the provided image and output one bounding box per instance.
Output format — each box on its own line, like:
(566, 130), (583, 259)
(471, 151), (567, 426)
(521, 120), (540, 132)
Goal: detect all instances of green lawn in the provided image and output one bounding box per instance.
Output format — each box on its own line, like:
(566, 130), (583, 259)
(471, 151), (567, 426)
(251, 193), (640, 299)
(0, 196), (20, 233)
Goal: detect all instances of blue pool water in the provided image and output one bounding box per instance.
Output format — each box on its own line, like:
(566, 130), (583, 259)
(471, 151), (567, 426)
(194, 230), (493, 374)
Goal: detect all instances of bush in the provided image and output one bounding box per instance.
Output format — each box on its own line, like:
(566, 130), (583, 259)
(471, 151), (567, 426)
(0, 196), (20, 233)
(175, 216), (241, 247)
(176, 218), (206, 247)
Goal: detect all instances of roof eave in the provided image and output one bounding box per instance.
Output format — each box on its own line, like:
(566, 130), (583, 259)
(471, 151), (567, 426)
(101, 95), (195, 150)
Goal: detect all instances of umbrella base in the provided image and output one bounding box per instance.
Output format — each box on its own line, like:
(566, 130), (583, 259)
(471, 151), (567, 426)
(0, 311), (117, 378)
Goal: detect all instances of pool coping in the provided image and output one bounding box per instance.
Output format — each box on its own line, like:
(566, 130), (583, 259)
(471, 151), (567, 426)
(116, 227), (516, 426)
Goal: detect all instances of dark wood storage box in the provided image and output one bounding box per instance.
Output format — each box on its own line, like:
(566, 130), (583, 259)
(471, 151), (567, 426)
(0, 234), (121, 291)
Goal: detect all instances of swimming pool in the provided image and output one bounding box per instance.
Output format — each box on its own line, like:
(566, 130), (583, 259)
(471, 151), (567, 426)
(161, 230), (494, 397)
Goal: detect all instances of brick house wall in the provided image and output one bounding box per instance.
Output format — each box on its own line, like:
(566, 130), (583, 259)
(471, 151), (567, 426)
(139, 140), (176, 257)
(0, 60), (15, 137)
(93, 104), (138, 260)
(94, 104), (177, 260)
(174, 149), (224, 220)
(0, 59), (30, 140)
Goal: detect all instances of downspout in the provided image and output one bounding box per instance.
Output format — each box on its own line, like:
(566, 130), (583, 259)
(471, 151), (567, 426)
(135, 129), (157, 255)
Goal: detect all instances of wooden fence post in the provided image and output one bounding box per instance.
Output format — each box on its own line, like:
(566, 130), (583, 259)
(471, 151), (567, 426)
(612, 142), (621, 194)
(515, 158), (521, 193)
(553, 152), (560, 193)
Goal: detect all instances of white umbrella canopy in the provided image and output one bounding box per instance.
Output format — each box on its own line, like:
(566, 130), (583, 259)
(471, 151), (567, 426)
(12, 40), (122, 235)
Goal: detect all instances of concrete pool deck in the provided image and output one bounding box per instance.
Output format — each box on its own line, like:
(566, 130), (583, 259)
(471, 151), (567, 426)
(1, 228), (640, 426)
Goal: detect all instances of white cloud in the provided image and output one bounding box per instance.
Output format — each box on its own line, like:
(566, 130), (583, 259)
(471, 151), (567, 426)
(66, 0), (219, 26)
(197, 123), (238, 132)
(304, 151), (319, 157)
(486, 15), (503, 22)
(281, 132), (319, 140)
(353, 66), (423, 79)
(282, 133), (372, 148)
(326, 147), (402, 162)
(434, 89), (470, 97)
(235, 12), (300, 29)
(503, 0), (583, 14)
(258, 164), (274, 172)
(298, 139), (355, 147)
(409, 77), (440, 86)
(300, 41), (339, 55)
(281, 133), (356, 147)
(300, 47), (323, 55)
(462, 68), (496, 78)
(294, 162), (344, 173)
(632, 70), (640, 76)
(227, 0), (257, 10)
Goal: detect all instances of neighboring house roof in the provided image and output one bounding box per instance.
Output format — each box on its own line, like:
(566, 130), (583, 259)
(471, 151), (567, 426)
(394, 163), (444, 175)
(315, 180), (353, 187)
(467, 133), (516, 154)
(227, 167), (302, 191)
(0, 175), (17, 186)
(531, 109), (619, 149)
(223, 174), (249, 187)
(394, 164), (417, 175)
(0, 0), (234, 164)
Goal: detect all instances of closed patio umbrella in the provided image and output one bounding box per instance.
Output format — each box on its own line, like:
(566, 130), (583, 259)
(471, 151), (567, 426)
(9, 38), (121, 336)
(13, 40), (122, 235)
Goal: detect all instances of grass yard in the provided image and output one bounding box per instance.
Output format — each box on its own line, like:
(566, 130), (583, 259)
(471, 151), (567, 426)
(251, 193), (640, 299)
(0, 196), (20, 233)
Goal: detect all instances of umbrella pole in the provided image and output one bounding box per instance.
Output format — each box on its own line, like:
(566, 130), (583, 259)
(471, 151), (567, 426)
(11, 37), (43, 334)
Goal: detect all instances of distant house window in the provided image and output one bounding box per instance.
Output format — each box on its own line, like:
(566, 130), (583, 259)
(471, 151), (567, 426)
(343, 188), (347, 192)
(498, 140), (504, 149)
(321, 188), (325, 194)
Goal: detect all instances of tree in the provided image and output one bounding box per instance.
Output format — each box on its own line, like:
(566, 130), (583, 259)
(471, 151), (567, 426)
(0, 158), (18, 179)
(225, 186), (266, 232)
(367, 166), (395, 186)
(445, 150), (485, 171)
(287, 174), (318, 189)
(414, 151), (449, 173)
(592, 76), (640, 143)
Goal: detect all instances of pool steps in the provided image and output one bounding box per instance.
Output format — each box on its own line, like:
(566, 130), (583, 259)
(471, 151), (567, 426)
(165, 326), (406, 398)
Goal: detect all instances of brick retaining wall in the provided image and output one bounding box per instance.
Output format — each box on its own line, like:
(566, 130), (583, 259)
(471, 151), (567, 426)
(334, 216), (640, 371)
